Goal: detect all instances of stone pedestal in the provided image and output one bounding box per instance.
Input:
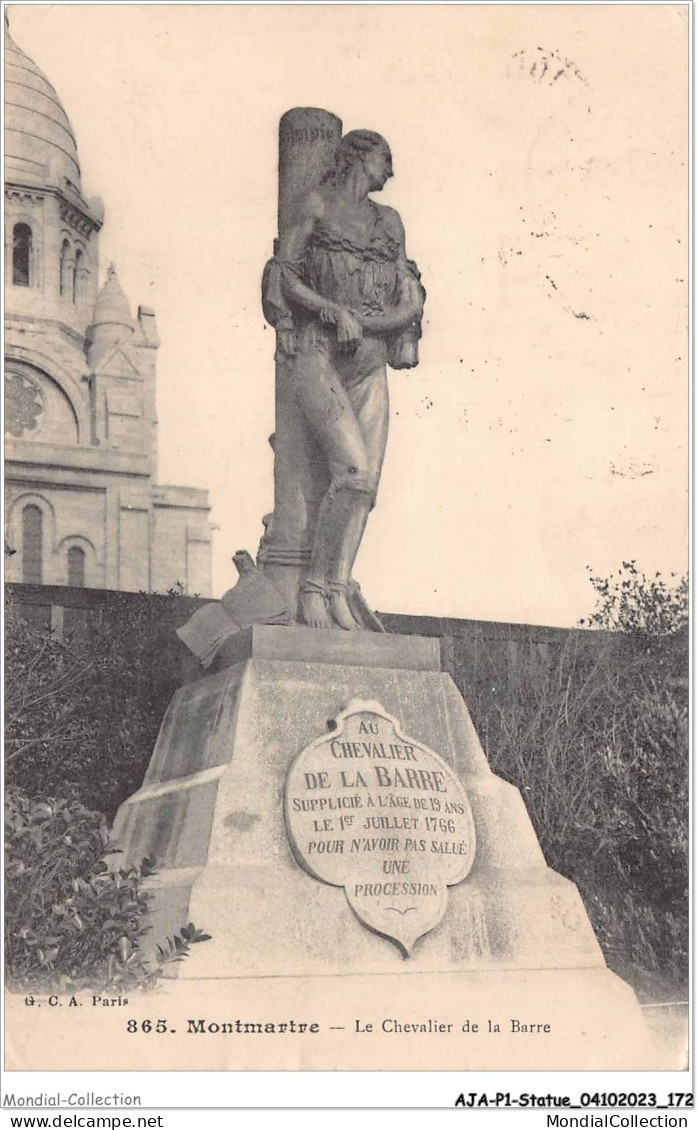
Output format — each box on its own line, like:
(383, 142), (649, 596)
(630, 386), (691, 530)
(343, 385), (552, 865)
(110, 626), (653, 1068)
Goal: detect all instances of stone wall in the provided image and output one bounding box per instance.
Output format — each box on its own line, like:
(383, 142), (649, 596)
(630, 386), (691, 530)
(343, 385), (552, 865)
(7, 582), (606, 713)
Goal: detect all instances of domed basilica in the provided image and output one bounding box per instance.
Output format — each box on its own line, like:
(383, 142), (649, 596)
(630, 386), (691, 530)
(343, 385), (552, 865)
(4, 18), (212, 594)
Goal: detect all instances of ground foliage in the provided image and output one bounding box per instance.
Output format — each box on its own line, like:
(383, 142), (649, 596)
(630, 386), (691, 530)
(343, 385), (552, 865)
(5, 590), (211, 991)
(4, 789), (210, 993)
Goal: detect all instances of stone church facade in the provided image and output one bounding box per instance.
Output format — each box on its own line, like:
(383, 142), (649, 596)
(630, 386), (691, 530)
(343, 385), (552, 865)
(4, 20), (212, 595)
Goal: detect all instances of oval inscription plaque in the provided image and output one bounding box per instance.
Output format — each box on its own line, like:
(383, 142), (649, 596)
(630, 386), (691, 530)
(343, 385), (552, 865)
(284, 699), (476, 955)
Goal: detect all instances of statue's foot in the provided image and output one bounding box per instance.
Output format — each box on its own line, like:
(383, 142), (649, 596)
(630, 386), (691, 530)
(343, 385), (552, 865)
(300, 585), (334, 630)
(328, 584), (358, 631)
(347, 580), (386, 633)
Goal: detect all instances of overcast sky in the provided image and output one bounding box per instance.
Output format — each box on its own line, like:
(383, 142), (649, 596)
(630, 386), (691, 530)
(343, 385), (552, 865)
(10, 3), (688, 626)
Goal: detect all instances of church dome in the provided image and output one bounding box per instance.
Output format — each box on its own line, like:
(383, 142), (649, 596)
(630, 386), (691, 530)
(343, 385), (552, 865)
(5, 20), (82, 192)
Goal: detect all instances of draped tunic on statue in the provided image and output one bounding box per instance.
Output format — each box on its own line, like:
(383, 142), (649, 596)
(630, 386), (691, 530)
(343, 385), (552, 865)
(303, 203), (402, 320)
(285, 200), (406, 382)
(262, 194), (423, 374)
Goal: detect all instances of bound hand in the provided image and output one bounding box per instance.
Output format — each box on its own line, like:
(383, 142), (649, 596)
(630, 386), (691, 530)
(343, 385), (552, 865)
(335, 308), (363, 352)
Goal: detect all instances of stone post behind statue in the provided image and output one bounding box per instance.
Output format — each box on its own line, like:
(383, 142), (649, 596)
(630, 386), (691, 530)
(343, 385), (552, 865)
(258, 108), (342, 617)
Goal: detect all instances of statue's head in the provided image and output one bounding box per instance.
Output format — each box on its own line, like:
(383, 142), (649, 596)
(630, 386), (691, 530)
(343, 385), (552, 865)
(333, 130), (393, 191)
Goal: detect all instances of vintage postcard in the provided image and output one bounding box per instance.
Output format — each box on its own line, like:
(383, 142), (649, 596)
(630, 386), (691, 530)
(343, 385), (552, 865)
(3, 0), (689, 1102)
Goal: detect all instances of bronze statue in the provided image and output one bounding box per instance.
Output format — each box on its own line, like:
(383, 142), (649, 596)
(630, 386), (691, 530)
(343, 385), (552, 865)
(263, 127), (425, 630)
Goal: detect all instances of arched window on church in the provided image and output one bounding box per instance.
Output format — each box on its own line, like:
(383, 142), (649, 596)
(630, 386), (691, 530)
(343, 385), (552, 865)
(60, 239), (70, 296)
(72, 248), (83, 304)
(67, 546), (85, 588)
(13, 223), (32, 287)
(22, 505), (43, 584)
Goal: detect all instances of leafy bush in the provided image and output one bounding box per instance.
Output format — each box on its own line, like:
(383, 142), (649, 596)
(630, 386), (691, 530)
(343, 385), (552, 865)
(467, 565), (688, 1001)
(581, 560), (688, 639)
(5, 590), (194, 820)
(5, 788), (210, 993)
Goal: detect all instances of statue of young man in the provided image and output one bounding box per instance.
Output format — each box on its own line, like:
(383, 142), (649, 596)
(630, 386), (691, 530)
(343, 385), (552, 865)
(269, 129), (425, 630)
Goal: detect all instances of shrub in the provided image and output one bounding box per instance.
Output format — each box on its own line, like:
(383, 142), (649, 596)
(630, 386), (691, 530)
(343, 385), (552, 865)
(4, 590), (192, 820)
(4, 788), (210, 993)
(467, 565), (688, 1001)
(581, 560), (688, 640)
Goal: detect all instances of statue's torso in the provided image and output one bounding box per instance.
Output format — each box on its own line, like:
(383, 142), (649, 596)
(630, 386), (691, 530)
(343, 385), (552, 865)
(305, 195), (400, 319)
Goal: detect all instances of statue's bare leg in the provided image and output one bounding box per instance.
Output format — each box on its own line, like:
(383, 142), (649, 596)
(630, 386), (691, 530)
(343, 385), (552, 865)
(326, 491), (372, 630)
(293, 346), (387, 630)
(323, 360), (389, 628)
(300, 492), (336, 629)
(301, 484), (368, 630)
